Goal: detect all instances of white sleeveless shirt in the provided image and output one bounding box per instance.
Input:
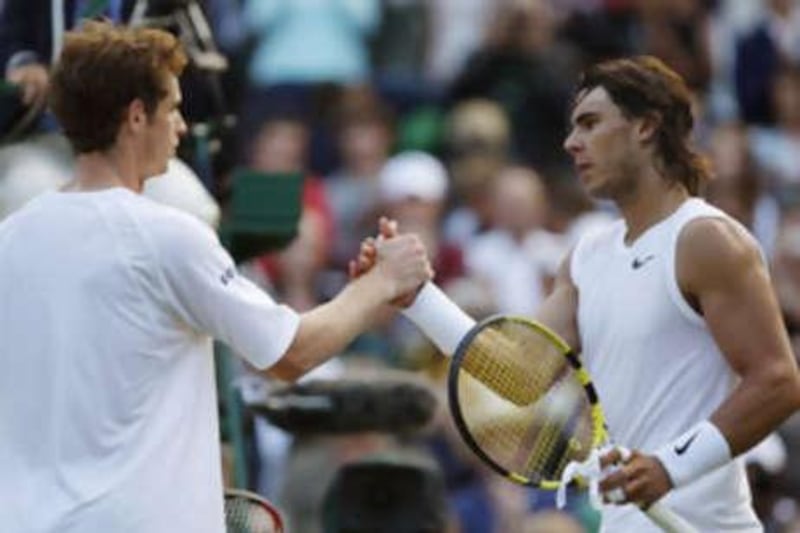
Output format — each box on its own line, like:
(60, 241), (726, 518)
(571, 198), (762, 532)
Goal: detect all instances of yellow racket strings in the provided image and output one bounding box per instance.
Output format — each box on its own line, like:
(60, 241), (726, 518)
(457, 320), (595, 484)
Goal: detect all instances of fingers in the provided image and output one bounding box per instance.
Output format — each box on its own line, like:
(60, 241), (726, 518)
(349, 238), (377, 279)
(378, 217), (399, 239)
(374, 234), (432, 299)
(599, 447), (625, 470)
(598, 450), (672, 508)
(9, 65), (49, 107)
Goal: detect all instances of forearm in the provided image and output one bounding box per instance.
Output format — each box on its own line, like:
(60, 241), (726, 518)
(711, 367), (800, 455)
(266, 275), (390, 381)
(655, 365), (800, 489)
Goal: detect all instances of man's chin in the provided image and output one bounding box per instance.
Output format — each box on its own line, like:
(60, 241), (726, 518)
(144, 161), (171, 181)
(583, 183), (608, 200)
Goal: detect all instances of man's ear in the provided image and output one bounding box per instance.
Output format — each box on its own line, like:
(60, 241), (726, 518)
(124, 99), (148, 132)
(636, 112), (661, 144)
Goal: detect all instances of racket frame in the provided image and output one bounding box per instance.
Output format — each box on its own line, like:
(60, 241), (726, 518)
(447, 314), (607, 489)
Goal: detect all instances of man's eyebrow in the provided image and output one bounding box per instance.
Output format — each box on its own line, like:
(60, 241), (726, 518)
(571, 111), (598, 125)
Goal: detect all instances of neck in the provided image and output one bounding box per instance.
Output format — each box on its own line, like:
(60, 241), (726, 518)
(66, 148), (143, 193)
(617, 167), (690, 245)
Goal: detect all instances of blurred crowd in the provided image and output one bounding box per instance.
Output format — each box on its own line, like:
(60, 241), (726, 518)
(3, 0), (800, 531)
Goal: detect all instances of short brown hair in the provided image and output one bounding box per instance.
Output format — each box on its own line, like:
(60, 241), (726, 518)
(575, 56), (711, 195)
(50, 21), (187, 154)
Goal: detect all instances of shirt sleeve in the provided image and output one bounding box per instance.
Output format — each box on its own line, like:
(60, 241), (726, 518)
(147, 210), (300, 370)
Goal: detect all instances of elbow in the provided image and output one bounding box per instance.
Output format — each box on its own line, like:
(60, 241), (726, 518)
(263, 339), (319, 383)
(761, 367), (800, 417)
(264, 353), (307, 383)
(787, 373), (800, 413)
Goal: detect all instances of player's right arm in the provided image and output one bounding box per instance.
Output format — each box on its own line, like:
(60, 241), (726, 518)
(148, 210), (431, 382)
(269, 234), (432, 380)
(533, 250), (581, 353)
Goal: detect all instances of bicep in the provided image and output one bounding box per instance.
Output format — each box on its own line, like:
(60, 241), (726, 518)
(679, 218), (794, 378)
(534, 250), (580, 352)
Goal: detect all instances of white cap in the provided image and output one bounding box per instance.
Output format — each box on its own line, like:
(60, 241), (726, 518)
(379, 151), (448, 203)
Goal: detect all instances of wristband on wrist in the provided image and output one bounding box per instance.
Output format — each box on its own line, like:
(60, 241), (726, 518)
(401, 282), (476, 356)
(654, 420), (731, 488)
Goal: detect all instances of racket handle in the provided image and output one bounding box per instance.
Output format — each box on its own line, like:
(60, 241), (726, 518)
(644, 501), (698, 533)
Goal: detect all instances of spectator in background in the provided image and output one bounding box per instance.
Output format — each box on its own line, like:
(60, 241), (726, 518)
(558, 0), (641, 66)
(448, 0), (576, 173)
(0, 0), (133, 114)
(377, 152), (464, 290)
(369, 0), (431, 106)
(463, 165), (564, 316)
(424, 0), (498, 87)
(734, 0), (800, 125)
(441, 99), (512, 247)
(636, 0), (714, 92)
(244, 112), (333, 311)
(242, 0), (379, 89)
(324, 90), (395, 276)
(750, 65), (800, 189)
(239, 0), (381, 174)
(706, 121), (780, 259)
(771, 203), (800, 340)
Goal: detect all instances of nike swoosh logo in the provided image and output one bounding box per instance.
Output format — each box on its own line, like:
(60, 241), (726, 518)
(632, 254), (656, 269)
(674, 431), (699, 455)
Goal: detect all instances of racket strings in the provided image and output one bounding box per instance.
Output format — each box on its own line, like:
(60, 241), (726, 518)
(224, 491), (283, 533)
(462, 323), (569, 406)
(457, 321), (596, 484)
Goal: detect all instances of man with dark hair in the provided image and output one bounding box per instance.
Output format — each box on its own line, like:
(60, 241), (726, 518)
(0, 22), (432, 532)
(359, 56), (800, 531)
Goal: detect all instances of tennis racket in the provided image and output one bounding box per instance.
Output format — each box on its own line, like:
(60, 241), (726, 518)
(223, 488), (284, 533)
(445, 314), (697, 533)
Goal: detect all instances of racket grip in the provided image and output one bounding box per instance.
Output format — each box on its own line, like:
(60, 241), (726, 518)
(644, 501), (698, 533)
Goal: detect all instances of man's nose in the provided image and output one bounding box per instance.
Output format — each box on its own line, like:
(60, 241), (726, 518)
(563, 129), (579, 154)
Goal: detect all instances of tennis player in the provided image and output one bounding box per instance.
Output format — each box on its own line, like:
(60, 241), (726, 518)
(357, 56), (800, 532)
(0, 22), (431, 533)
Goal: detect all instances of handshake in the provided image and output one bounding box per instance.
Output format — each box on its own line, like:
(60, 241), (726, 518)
(347, 217), (433, 308)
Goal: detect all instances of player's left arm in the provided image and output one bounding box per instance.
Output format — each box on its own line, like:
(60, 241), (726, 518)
(642, 216), (800, 497)
(603, 216), (800, 507)
(680, 217), (800, 454)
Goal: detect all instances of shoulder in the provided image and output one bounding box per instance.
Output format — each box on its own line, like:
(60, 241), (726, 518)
(679, 216), (760, 264)
(677, 215), (764, 293)
(130, 195), (220, 253)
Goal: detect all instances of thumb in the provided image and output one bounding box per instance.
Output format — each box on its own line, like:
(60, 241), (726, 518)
(378, 217), (399, 239)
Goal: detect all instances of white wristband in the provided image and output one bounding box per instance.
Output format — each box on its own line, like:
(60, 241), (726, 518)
(654, 420), (731, 488)
(401, 283), (476, 356)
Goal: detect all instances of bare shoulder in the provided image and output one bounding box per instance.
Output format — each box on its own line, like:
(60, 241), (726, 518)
(677, 216), (764, 294)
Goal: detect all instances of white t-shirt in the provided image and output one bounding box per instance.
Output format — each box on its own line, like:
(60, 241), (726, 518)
(571, 198), (761, 532)
(0, 188), (299, 533)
